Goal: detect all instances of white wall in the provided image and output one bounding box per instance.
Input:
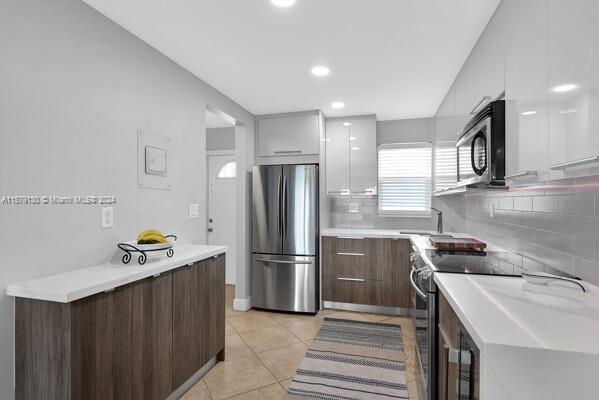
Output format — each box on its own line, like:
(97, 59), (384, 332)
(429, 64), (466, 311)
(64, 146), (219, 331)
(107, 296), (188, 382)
(0, 0), (254, 396)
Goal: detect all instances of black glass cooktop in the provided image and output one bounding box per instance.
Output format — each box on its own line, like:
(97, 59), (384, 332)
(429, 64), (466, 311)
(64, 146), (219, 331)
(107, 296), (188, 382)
(426, 250), (576, 279)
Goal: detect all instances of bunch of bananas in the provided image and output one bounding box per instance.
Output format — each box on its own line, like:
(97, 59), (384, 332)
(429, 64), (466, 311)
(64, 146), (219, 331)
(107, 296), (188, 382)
(137, 229), (168, 245)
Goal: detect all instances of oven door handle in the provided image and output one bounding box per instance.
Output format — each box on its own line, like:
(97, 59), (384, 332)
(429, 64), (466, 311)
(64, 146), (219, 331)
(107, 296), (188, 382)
(410, 266), (428, 300)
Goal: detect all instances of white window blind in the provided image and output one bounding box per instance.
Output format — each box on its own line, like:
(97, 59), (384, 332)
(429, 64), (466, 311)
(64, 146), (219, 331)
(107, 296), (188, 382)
(378, 143), (432, 217)
(434, 142), (457, 191)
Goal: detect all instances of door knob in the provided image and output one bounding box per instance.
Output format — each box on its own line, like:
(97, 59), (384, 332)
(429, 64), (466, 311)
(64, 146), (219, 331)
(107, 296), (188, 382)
(209, 218), (214, 223)
(207, 228), (214, 232)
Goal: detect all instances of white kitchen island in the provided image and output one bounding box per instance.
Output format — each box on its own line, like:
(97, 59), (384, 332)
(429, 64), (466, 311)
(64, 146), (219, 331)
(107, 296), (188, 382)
(435, 273), (599, 399)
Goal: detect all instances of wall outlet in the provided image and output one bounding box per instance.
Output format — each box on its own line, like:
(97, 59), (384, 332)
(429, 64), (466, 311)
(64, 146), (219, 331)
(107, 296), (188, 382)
(348, 203), (359, 213)
(101, 207), (114, 229)
(189, 203), (199, 219)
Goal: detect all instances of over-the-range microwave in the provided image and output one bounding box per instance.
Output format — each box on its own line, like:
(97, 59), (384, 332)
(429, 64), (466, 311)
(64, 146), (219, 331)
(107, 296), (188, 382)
(456, 100), (506, 187)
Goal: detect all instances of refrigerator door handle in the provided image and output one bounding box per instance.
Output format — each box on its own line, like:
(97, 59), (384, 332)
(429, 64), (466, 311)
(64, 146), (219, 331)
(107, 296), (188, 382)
(282, 175), (288, 238)
(277, 174), (282, 238)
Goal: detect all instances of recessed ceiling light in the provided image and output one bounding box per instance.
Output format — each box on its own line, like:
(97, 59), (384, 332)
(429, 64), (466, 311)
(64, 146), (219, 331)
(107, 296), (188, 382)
(343, 122), (352, 126)
(551, 83), (578, 93)
(351, 147), (360, 151)
(349, 136), (356, 141)
(331, 102), (345, 110)
(520, 111), (537, 116)
(311, 66), (330, 77)
(270, 0), (296, 7)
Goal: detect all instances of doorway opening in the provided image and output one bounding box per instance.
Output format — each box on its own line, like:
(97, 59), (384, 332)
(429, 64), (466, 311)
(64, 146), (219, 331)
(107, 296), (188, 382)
(206, 108), (237, 286)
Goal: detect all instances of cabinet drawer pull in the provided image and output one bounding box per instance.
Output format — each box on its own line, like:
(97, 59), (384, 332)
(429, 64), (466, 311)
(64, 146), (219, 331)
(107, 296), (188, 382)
(504, 170), (537, 179)
(550, 156), (599, 170)
(337, 236), (365, 240)
(152, 273), (161, 278)
(337, 277), (365, 282)
(103, 288), (114, 293)
(273, 150), (302, 154)
(187, 263), (194, 267)
(470, 95), (492, 115)
(327, 190), (350, 195)
(351, 190), (376, 195)
(336, 252), (364, 256)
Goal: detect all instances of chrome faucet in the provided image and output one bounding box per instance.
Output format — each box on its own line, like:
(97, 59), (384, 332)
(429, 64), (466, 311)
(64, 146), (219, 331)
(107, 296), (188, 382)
(431, 207), (443, 233)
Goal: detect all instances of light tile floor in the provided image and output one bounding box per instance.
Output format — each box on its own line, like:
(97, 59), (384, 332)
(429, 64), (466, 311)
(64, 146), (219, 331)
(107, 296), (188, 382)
(181, 285), (422, 400)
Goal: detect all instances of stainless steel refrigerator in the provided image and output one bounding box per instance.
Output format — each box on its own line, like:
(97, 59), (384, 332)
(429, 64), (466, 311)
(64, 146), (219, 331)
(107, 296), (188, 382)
(252, 164), (319, 313)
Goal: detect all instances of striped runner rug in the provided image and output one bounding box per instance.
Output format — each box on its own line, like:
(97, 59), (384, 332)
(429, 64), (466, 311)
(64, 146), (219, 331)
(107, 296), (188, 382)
(285, 317), (409, 400)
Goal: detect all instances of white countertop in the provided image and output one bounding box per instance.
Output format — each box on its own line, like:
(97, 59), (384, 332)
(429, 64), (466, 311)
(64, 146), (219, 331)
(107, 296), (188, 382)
(321, 227), (411, 238)
(435, 273), (599, 399)
(321, 228), (505, 253)
(6, 244), (227, 303)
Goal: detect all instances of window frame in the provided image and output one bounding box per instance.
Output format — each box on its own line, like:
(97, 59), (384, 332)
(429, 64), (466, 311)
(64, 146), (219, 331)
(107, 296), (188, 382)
(377, 141), (433, 218)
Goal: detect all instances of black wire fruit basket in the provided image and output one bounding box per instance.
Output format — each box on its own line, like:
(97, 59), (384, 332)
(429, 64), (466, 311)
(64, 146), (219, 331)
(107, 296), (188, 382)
(117, 235), (177, 265)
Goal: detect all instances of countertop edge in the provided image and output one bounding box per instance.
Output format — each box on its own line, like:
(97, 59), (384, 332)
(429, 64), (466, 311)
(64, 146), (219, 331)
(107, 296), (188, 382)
(6, 245), (227, 303)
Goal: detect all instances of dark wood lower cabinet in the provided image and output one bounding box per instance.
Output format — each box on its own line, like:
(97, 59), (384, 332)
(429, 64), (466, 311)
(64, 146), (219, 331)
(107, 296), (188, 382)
(15, 253), (225, 400)
(71, 285), (133, 400)
(172, 254), (226, 388)
(131, 272), (173, 400)
(438, 290), (480, 400)
(322, 237), (410, 308)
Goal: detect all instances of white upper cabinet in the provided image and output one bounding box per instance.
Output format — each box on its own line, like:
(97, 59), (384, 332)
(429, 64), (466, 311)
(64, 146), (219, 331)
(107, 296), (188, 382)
(325, 116), (377, 196)
(465, 3), (506, 117)
(453, 68), (470, 137)
(434, 86), (458, 192)
(257, 112), (320, 157)
(547, 0), (599, 179)
(325, 119), (350, 194)
(504, 0), (549, 184)
(349, 117), (377, 195)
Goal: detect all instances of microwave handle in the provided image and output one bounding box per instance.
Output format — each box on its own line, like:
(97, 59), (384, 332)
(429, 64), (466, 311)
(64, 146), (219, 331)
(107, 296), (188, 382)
(470, 95), (492, 115)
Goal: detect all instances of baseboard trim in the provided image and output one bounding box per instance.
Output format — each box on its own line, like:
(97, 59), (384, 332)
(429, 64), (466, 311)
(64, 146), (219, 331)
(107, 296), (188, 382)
(323, 301), (410, 316)
(167, 357), (216, 400)
(233, 297), (252, 311)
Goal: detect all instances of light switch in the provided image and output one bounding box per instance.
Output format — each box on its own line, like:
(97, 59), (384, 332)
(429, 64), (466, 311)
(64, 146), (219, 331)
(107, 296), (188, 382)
(348, 203), (359, 213)
(101, 207), (114, 229)
(189, 203), (199, 219)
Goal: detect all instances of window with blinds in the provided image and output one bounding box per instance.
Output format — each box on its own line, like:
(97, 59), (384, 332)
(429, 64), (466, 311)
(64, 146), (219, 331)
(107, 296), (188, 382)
(434, 142), (458, 191)
(378, 143), (432, 217)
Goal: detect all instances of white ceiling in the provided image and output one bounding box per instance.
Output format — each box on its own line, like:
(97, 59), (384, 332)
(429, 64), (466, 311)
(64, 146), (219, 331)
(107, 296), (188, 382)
(205, 109), (235, 129)
(84, 0), (500, 120)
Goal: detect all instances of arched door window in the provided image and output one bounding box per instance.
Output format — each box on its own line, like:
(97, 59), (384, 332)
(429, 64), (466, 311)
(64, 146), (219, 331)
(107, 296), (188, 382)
(217, 161), (236, 179)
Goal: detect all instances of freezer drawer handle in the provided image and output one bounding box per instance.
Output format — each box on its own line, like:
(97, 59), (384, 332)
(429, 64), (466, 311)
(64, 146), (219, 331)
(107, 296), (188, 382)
(336, 252), (365, 256)
(255, 258), (313, 265)
(337, 277), (365, 282)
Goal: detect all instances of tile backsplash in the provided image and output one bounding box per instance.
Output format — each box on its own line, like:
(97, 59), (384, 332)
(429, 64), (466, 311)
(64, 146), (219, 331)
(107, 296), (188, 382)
(464, 185), (599, 285)
(329, 195), (465, 232)
(329, 182), (599, 285)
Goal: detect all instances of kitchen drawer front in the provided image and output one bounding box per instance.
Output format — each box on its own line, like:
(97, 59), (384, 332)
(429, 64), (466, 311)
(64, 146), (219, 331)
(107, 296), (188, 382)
(322, 236), (382, 255)
(323, 277), (381, 306)
(322, 252), (381, 280)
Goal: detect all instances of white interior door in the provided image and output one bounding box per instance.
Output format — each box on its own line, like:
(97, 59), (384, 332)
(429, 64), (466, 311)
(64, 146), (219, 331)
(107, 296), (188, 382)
(208, 154), (237, 285)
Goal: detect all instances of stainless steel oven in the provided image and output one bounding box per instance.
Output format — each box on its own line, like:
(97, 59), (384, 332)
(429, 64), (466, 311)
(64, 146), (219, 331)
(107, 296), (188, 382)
(456, 100), (506, 187)
(409, 248), (437, 400)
